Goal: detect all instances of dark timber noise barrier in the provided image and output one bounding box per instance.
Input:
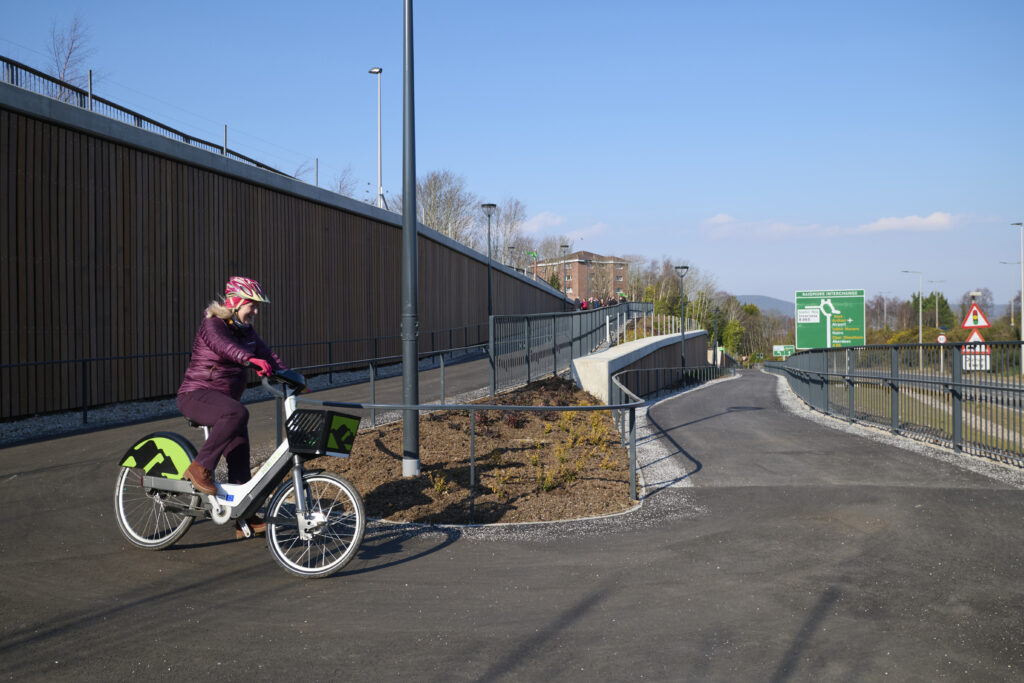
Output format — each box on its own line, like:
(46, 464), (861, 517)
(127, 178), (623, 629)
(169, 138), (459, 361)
(0, 67), (571, 420)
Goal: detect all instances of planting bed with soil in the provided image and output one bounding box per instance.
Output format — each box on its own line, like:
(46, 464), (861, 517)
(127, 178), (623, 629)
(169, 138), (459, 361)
(311, 376), (637, 525)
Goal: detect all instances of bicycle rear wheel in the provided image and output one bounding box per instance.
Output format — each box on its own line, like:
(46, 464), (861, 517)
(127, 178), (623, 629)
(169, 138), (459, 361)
(266, 472), (365, 578)
(114, 467), (196, 549)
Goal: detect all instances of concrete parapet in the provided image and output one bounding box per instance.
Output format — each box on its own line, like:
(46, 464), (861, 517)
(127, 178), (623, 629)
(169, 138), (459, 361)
(572, 331), (707, 403)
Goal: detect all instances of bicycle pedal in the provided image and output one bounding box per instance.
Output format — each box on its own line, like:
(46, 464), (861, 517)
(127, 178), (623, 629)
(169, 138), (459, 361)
(237, 521), (253, 539)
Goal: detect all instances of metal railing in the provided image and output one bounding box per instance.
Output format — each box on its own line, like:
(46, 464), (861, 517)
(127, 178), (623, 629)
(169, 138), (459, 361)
(766, 342), (1024, 466)
(1, 55), (286, 176)
(0, 322), (489, 422)
(299, 393), (645, 523)
(291, 360), (735, 523)
(489, 302), (656, 394)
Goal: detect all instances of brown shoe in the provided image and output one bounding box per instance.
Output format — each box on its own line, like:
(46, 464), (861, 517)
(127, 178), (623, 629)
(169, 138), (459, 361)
(184, 461), (217, 495)
(235, 515), (267, 540)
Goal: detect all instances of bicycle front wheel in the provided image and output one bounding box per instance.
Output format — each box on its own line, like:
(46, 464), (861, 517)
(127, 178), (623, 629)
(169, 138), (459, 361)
(114, 467), (196, 549)
(266, 472), (365, 578)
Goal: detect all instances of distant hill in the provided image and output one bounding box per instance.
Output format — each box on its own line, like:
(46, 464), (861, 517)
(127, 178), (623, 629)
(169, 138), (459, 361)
(735, 295), (793, 317)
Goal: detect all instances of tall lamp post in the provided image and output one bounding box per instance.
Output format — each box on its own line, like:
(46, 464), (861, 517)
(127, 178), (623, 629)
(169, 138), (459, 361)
(928, 279), (945, 328)
(482, 203), (497, 318)
(674, 265), (689, 371)
(400, 0), (419, 477)
(368, 67), (386, 209)
(1000, 260), (1021, 325)
(903, 269), (923, 368)
(560, 244), (569, 309)
(1013, 223), (1024, 375)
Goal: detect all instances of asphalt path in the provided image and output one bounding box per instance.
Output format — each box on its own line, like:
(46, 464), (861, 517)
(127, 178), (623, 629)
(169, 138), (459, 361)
(2, 369), (1023, 681)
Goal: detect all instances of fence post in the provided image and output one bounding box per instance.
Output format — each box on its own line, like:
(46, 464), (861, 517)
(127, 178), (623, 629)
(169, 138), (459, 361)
(440, 354), (446, 406)
(847, 348), (855, 422)
(629, 407), (637, 501)
(81, 360), (89, 424)
(328, 341), (334, 384)
(820, 351), (830, 414)
(488, 316), (496, 397)
(890, 346), (900, 433)
(469, 409), (477, 524)
(526, 317), (532, 384)
(552, 314), (557, 377)
(952, 345), (963, 452)
(369, 361), (376, 427)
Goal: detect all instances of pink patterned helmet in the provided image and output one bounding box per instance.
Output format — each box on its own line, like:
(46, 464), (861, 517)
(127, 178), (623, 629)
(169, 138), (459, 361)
(224, 276), (270, 309)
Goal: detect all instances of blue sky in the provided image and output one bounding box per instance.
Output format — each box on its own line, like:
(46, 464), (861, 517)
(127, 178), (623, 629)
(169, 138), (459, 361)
(4, 1), (1023, 306)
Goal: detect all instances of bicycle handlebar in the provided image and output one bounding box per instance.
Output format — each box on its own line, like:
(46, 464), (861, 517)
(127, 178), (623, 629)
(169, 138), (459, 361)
(261, 369), (308, 398)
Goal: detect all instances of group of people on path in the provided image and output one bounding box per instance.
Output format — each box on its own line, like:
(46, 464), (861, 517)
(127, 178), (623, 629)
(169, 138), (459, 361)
(577, 296), (626, 310)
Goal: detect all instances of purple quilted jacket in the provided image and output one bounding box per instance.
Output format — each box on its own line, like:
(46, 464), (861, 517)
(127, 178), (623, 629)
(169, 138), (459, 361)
(177, 317), (286, 400)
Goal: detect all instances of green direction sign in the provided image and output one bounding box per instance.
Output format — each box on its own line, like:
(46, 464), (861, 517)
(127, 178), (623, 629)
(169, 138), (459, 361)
(773, 344), (796, 358)
(795, 289), (865, 349)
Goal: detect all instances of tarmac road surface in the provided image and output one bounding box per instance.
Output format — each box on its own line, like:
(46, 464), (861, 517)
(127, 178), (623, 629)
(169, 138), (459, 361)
(2, 369), (1023, 681)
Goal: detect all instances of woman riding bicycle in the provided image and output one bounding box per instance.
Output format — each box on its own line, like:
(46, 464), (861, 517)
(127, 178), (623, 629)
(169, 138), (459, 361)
(178, 276), (287, 537)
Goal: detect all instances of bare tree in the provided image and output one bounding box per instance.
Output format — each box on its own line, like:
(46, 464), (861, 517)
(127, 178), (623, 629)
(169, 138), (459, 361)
(492, 197), (528, 264)
(958, 288), (994, 319)
(333, 164), (360, 199)
(537, 235), (574, 261)
(415, 170), (479, 246)
(293, 159), (315, 183)
(48, 13), (95, 102)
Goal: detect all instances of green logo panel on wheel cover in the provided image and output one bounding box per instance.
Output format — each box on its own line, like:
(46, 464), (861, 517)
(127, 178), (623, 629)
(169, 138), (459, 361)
(119, 437), (193, 479)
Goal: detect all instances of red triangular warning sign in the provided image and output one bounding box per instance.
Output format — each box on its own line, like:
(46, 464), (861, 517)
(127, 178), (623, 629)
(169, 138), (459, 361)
(963, 329), (990, 354)
(960, 302), (991, 329)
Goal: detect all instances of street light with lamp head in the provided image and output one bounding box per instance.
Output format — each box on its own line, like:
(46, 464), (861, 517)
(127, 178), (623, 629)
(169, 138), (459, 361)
(368, 67), (386, 209)
(674, 265), (689, 371)
(481, 203), (497, 317)
(1000, 260), (1022, 325)
(903, 269), (923, 368)
(1013, 223), (1024, 374)
(928, 279), (945, 328)
(560, 244), (569, 308)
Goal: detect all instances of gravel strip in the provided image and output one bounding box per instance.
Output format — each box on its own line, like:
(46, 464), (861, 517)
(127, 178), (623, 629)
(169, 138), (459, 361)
(764, 368), (1024, 489)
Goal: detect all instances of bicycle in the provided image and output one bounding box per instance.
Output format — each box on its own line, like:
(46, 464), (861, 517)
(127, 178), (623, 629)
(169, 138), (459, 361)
(114, 369), (366, 579)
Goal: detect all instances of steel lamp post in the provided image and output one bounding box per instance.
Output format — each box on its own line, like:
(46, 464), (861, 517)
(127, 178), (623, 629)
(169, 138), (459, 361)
(674, 265), (689, 371)
(482, 203), (497, 318)
(368, 67), (386, 209)
(928, 279), (945, 328)
(903, 269), (923, 369)
(560, 244), (569, 309)
(1013, 223), (1024, 375)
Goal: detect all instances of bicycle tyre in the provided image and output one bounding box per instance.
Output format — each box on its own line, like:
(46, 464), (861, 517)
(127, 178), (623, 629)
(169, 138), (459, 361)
(114, 466), (196, 550)
(266, 472), (365, 578)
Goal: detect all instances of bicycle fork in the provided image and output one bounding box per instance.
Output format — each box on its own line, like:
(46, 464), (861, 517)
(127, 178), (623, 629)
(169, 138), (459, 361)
(290, 455), (324, 541)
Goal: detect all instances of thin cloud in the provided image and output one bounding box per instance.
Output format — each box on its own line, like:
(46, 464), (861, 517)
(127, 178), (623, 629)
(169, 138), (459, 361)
(702, 211), (963, 240)
(701, 215), (823, 240)
(567, 222), (608, 242)
(852, 211), (956, 233)
(522, 211), (566, 234)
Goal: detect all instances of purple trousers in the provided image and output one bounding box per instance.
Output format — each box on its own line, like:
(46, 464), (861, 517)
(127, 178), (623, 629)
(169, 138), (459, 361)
(177, 389), (252, 484)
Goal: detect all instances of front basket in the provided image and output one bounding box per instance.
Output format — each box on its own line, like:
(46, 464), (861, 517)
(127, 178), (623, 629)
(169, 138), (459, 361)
(285, 409), (361, 458)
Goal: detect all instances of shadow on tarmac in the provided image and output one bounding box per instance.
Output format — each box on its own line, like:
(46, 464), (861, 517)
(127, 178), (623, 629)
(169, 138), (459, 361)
(343, 522), (462, 576)
(641, 404), (763, 496)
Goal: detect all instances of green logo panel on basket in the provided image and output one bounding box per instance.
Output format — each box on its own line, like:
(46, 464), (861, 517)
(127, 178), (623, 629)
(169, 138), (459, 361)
(120, 437), (192, 479)
(327, 414), (360, 455)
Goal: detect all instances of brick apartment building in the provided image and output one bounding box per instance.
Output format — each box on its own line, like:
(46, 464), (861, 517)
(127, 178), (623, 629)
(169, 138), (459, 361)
(534, 251), (630, 302)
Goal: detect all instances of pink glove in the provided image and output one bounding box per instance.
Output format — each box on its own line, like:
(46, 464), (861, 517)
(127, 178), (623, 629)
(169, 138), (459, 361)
(249, 358), (272, 377)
